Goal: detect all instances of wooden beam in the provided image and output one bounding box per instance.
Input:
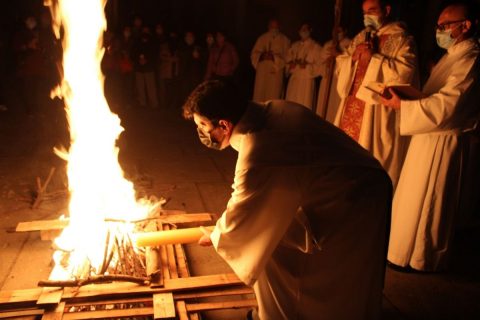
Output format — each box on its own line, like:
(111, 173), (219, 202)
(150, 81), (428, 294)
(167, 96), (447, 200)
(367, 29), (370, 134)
(16, 214), (213, 233)
(0, 288), (42, 308)
(56, 273), (242, 301)
(186, 299), (258, 312)
(174, 287), (254, 300)
(153, 293), (175, 319)
(0, 308), (43, 319)
(62, 307), (153, 319)
(41, 302), (65, 320)
(175, 300), (189, 320)
(36, 287), (63, 306)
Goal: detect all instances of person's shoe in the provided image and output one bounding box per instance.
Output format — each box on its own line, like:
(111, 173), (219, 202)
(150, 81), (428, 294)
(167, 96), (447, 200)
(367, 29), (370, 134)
(387, 261), (413, 272)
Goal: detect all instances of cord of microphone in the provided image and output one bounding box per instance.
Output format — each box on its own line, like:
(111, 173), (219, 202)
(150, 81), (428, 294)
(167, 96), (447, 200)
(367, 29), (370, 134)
(365, 26), (373, 48)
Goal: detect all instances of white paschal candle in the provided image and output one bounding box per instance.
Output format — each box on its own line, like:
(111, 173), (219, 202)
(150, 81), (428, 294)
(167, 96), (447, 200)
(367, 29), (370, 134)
(135, 226), (214, 247)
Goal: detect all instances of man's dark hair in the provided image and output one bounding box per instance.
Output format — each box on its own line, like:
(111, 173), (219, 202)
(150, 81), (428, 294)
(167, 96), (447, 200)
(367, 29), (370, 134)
(182, 80), (248, 125)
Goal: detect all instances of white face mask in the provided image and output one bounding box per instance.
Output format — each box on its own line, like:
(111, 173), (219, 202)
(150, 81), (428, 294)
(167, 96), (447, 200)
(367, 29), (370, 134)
(435, 23), (463, 49)
(364, 14), (382, 30)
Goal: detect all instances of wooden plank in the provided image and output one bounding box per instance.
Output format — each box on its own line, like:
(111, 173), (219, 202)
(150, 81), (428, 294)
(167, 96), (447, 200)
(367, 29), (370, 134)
(175, 301), (189, 320)
(174, 287), (254, 300)
(0, 288), (42, 307)
(0, 308), (43, 318)
(16, 214), (213, 233)
(190, 313), (200, 320)
(41, 302), (65, 320)
(62, 307), (153, 319)
(153, 293), (175, 319)
(163, 273), (243, 291)
(174, 244), (190, 278)
(16, 219), (68, 232)
(186, 299), (258, 312)
(36, 287), (63, 306)
(59, 273), (242, 301)
(0, 274), (244, 307)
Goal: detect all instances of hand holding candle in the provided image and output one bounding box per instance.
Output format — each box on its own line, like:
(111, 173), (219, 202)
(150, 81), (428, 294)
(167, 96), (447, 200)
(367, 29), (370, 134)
(135, 226), (215, 247)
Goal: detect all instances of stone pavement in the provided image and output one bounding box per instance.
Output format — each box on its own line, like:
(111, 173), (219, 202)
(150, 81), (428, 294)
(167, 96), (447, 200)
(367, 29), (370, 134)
(0, 107), (479, 319)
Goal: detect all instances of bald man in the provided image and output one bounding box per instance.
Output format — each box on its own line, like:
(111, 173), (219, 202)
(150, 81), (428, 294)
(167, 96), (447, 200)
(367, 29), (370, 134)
(382, 2), (480, 271)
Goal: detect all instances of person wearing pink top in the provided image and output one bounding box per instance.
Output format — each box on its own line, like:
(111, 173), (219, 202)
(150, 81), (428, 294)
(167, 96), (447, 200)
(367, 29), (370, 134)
(204, 31), (239, 81)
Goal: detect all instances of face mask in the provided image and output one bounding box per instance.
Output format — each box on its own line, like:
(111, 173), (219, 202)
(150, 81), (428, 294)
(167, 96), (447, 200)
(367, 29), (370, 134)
(197, 127), (222, 150)
(299, 30), (310, 40)
(185, 36), (195, 46)
(436, 25), (461, 49)
(364, 14), (382, 30)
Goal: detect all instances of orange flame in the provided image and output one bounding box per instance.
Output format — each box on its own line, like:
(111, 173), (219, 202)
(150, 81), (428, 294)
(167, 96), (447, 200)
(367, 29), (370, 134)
(47, 0), (152, 279)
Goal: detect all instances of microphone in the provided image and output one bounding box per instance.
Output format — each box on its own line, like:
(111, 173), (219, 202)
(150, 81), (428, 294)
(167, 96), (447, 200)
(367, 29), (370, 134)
(365, 26), (373, 46)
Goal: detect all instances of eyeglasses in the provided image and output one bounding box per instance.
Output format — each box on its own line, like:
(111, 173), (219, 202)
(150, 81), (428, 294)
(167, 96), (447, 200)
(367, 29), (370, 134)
(436, 19), (466, 31)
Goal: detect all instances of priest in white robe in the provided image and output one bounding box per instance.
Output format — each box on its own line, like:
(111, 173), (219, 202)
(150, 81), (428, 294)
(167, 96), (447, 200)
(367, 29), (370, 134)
(285, 23), (323, 110)
(315, 27), (351, 122)
(183, 80), (391, 320)
(381, 3), (480, 271)
(251, 19), (290, 102)
(334, 0), (418, 187)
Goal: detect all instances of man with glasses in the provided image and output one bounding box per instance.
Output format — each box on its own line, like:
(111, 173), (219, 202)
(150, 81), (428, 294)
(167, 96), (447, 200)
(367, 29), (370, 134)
(333, 0), (418, 188)
(382, 2), (480, 272)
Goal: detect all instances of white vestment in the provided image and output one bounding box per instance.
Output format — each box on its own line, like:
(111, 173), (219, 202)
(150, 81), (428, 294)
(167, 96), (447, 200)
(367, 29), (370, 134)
(388, 38), (480, 271)
(315, 37), (351, 121)
(251, 31), (290, 102)
(210, 101), (391, 320)
(285, 38), (323, 109)
(334, 22), (418, 187)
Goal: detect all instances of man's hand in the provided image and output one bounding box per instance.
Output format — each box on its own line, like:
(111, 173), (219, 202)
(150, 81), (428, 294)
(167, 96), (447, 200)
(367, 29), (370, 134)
(381, 88), (401, 109)
(198, 226), (213, 246)
(352, 43), (373, 62)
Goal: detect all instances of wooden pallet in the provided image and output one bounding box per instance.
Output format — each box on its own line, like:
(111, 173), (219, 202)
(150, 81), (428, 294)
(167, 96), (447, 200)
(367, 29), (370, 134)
(1, 212), (257, 319)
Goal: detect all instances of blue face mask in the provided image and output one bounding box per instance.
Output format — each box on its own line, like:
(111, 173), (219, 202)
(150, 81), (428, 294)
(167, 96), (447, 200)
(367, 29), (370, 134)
(364, 14), (382, 30)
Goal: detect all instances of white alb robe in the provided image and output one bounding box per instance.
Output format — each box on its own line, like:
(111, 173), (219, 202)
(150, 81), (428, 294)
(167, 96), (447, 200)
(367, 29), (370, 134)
(210, 101), (391, 320)
(334, 22), (418, 187)
(285, 38), (323, 109)
(315, 37), (351, 121)
(251, 31), (290, 102)
(388, 38), (480, 271)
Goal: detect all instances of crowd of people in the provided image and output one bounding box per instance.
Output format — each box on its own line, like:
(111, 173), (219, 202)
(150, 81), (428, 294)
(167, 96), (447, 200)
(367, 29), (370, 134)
(0, 12), (241, 115)
(102, 16), (240, 112)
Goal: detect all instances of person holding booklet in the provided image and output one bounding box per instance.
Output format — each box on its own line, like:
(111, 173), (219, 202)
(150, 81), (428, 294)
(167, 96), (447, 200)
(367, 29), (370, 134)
(381, 2), (480, 272)
(333, 0), (418, 187)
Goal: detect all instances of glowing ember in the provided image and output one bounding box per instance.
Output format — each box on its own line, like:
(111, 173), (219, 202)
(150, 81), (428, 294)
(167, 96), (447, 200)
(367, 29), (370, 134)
(47, 0), (153, 279)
